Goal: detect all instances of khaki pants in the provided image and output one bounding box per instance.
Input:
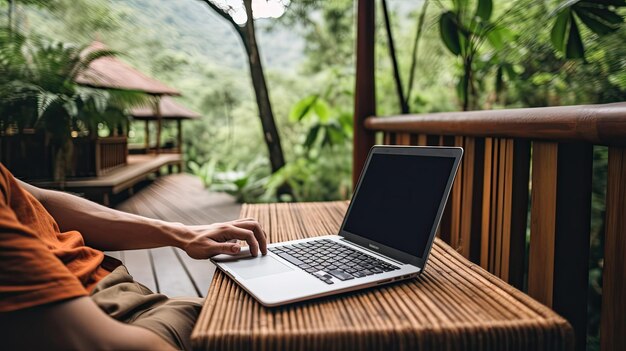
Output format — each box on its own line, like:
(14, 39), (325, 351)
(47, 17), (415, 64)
(90, 266), (203, 350)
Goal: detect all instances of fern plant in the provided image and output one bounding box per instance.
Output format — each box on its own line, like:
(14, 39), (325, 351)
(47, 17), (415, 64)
(0, 28), (149, 180)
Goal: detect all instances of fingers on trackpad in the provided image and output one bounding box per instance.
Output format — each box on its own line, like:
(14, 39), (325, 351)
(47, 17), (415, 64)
(222, 255), (293, 279)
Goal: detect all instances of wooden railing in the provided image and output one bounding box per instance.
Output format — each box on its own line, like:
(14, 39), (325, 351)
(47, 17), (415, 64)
(94, 136), (128, 176)
(357, 102), (626, 351)
(1, 134), (127, 179)
(71, 136), (128, 177)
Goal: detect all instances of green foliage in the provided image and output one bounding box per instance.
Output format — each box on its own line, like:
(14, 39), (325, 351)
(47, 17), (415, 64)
(0, 27), (151, 180)
(188, 159), (217, 188)
(439, 11), (462, 56)
(6, 2), (626, 347)
(265, 149), (352, 202)
(0, 31), (150, 134)
(436, 0), (509, 110)
(289, 94), (352, 152)
(188, 93), (354, 204)
(189, 157), (272, 203)
(550, 0), (626, 59)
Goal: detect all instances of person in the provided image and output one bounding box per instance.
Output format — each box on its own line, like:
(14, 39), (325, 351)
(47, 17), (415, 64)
(0, 163), (267, 350)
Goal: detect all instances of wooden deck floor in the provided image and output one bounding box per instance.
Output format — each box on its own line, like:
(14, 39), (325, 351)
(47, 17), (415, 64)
(106, 173), (241, 297)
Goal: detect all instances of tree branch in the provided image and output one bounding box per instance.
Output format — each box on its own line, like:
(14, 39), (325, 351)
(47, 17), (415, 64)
(382, 0), (408, 113)
(406, 0), (429, 108)
(197, 0), (242, 32)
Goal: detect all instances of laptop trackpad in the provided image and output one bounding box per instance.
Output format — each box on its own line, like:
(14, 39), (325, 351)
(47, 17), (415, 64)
(224, 256), (293, 280)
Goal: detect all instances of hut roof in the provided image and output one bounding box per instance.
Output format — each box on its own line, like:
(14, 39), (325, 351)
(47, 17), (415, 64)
(75, 41), (180, 96)
(131, 96), (201, 120)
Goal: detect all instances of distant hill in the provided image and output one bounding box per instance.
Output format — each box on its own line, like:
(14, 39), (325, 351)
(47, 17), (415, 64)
(118, 0), (305, 72)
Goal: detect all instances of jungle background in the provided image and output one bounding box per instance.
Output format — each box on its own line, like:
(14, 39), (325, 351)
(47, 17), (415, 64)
(1, 0), (625, 349)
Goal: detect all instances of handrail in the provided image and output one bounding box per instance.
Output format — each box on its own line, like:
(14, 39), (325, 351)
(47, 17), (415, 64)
(365, 102), (626, 146)
(96, 136), (128, 144)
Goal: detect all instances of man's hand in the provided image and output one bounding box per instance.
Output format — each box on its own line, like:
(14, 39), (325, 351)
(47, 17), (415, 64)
(181, 218), (268, 259)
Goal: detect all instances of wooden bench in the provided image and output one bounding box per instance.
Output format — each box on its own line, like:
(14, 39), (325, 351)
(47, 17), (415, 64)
(192, 202), (573, 350)
(33, 154), (182, 206)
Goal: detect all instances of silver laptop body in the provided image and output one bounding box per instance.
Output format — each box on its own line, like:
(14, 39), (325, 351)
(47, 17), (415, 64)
(212, 146), (463, 306)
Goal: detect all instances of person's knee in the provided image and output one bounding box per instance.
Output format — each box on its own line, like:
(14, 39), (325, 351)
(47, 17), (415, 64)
(131, 297), (204, 350)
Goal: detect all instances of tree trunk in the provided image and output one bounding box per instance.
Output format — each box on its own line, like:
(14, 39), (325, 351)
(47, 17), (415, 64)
(381, 0), (408, 114)
(237, 0), (286, 173)
(52, 137), (73, 184)
(406, 0), (429, 108)
(462, 56), (473, 111)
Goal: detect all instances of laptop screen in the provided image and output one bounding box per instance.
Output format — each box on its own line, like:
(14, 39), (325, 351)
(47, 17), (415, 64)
(342, 152), (456, 258)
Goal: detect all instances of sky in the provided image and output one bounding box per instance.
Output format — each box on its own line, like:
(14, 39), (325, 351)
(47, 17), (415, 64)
(212, 0), (290, 24)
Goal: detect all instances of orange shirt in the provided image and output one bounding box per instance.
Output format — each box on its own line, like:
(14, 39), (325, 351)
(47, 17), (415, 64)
(0, 163), (118, 312)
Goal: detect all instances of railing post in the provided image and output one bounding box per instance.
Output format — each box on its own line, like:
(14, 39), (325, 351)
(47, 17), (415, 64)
(601, 146), (626, 351)
(95, 138), (102, 177)
(145, 120), (150, 153)
(528, 141), (592, 351)
(353, 0), (376, 187)
(479, 138), (529, 287)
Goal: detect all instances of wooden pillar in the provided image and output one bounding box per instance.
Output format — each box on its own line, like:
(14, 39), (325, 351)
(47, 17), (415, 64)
(353, 0), (376, 187)
(177, 119), (183, 153)
(144, 120), (150, 153)
(154, 96), (163, 154)
(177, 119), (183, 172)
(528, 141), (592, 351)
(601, 146), (626, 351)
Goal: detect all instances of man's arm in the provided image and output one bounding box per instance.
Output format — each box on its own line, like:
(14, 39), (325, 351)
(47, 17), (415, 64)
(18, 180), (267, 258)
(1, 296), (176, 350)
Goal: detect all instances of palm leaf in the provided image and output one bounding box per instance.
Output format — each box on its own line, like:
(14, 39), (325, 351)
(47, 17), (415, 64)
(70, 47), (119, 81)
(36, 91), (62, 118)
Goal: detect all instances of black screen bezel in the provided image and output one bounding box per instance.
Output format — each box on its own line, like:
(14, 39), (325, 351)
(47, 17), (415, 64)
(338, 145), (463, 267)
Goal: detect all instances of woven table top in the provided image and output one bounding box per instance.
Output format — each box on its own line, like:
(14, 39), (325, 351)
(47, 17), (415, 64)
(192, 202), (573, 351)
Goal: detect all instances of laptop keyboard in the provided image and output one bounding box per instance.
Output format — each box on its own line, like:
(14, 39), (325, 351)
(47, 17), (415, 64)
(268, 239), (400, 285)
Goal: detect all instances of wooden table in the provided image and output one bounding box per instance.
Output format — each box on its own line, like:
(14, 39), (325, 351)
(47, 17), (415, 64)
(192, 202), (573, 351)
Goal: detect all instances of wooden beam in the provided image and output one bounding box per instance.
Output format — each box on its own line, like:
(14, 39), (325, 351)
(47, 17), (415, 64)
(528, 142), (559, 305)
(479, 138), (530, 287)
(553, 143), (592, 351)
(601, 146), (626, 351)
(468, 137), (485, 264)
(364, 102), (626, 146)
(144, 120), (150, 153)
(154, 96), (163, 154)
(353, 0), (376, 187)
(177, 119), (183, 153)
(508, 139), (530, 289)
(528, 141), (592, 350)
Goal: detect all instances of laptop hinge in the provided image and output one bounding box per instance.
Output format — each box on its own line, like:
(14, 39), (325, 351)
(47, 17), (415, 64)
(339, 238), (404, 265)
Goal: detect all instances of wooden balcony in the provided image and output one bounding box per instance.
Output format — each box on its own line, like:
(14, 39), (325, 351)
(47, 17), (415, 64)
(352, 2), (625, 347)
(353, 102), (626, 350)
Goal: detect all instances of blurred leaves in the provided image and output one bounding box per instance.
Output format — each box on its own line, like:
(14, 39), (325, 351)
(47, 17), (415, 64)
(189, 157), (271, 203)
(288, 95), (351, 151)
(550, 0), (626, 59)
(0, 27), (149, 138)
(476, 0), (493, 21)
(439, 12), (462, 56)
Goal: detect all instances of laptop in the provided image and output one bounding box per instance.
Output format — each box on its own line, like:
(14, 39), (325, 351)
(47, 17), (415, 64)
(212, 146), (463, 306)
